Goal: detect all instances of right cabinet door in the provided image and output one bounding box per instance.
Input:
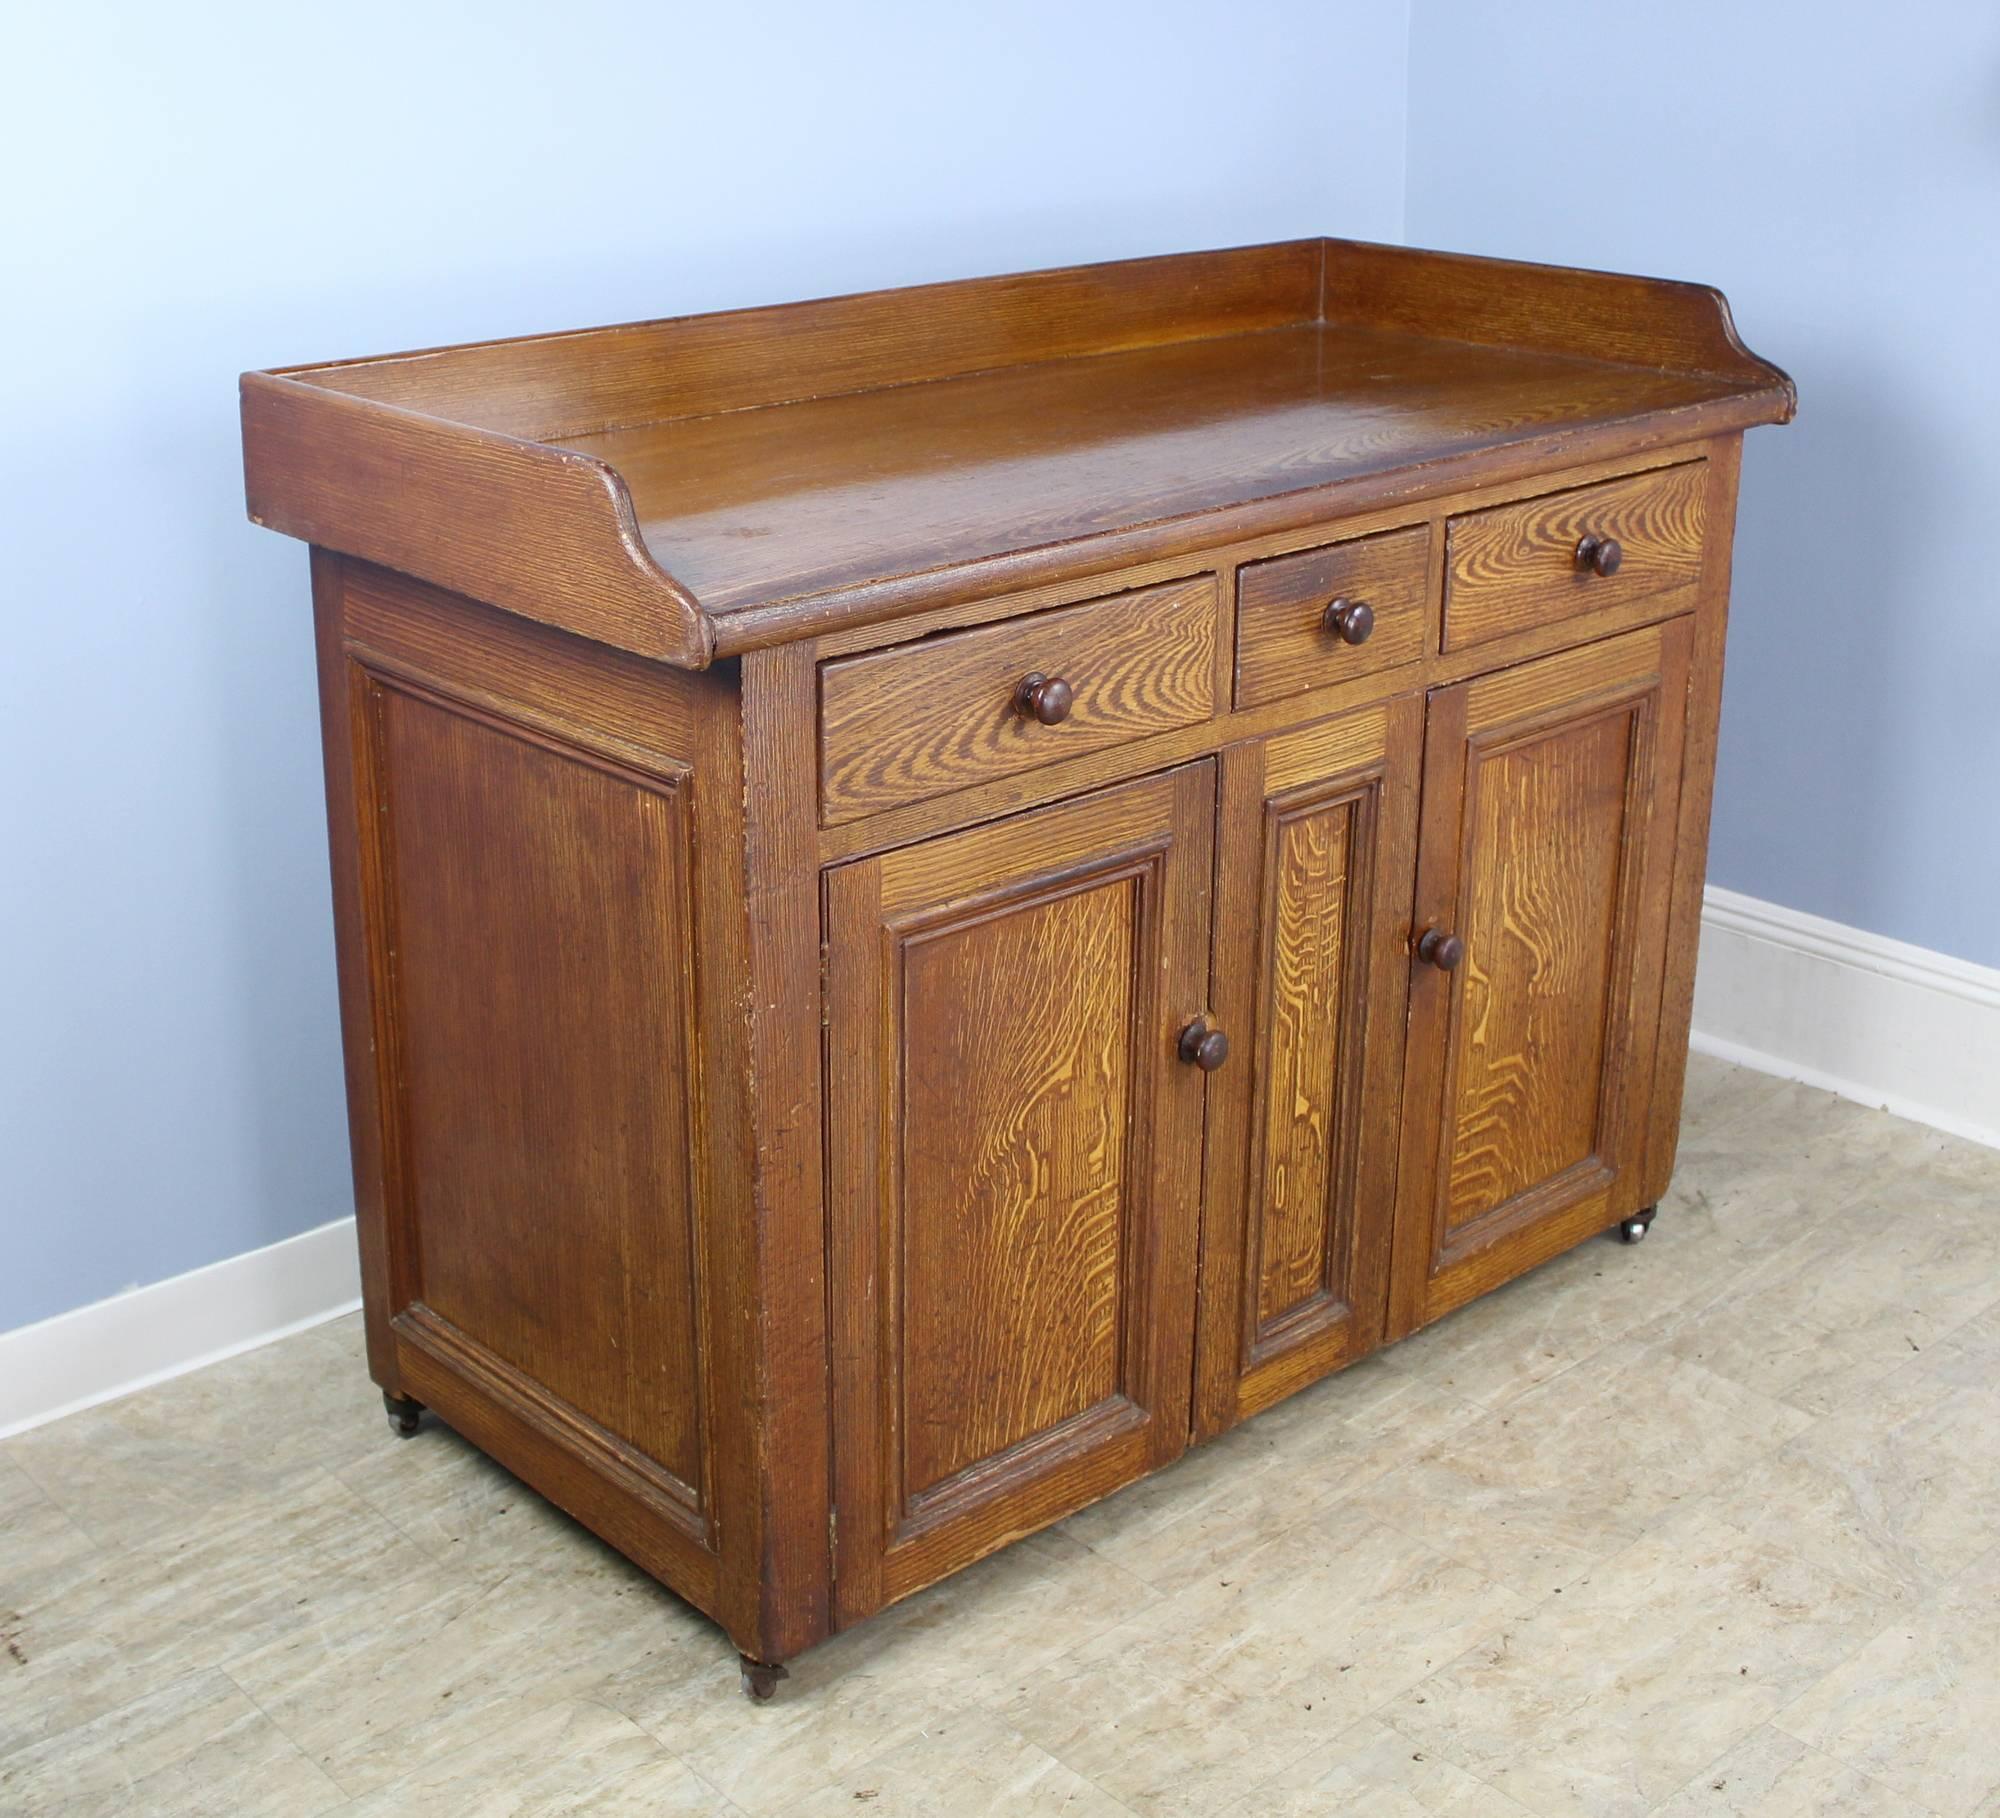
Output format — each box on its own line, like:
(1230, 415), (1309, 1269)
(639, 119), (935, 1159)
(1391, 618), (1693, 1334)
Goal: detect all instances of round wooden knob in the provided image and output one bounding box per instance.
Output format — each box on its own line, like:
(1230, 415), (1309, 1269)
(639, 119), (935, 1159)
(1323, 597), (1375, 645)
(1575, 533), (1624, 577)
(1014, 672), (1075, 725)
(1416, 928), (1464, 972)
(1177, 1016), (1230, 1071)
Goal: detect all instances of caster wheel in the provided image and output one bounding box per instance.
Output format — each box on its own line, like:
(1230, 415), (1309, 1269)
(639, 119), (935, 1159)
(1617, 1206), (1658, 1245)
(739, 1657), (789, 1703)
(383, 1391), (425, 1438)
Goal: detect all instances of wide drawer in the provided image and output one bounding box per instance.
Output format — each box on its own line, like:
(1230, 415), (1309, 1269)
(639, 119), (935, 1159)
(1234, 524), (1429, 709)
(819, 575), (1217, 822)
(1443, 461), (1706, 652)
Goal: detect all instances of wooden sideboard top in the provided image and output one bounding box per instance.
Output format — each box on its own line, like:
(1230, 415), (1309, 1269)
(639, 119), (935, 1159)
(241, 238), (1792, 668)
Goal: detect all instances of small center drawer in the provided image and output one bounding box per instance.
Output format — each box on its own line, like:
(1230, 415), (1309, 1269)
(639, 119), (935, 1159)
(1443, 461), (1706, 652)
(819, 575), (1217, 823)
(1234, 525), (1430, 710)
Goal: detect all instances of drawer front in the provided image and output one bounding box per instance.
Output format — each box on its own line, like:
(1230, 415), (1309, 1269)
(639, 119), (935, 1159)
(1234, 525), (1429, 710)
(1443, 462), (1706, 652)
(819, 576), (1216, 822)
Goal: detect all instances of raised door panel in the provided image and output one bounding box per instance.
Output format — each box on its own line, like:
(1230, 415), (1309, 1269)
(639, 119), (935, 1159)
(1194, 699), (1421, 1435)
(1391, 619), (1692, 1333)
(826, 764), (1215, 1622)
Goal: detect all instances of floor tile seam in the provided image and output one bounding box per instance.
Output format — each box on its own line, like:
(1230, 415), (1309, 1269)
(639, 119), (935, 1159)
(323, 1453), (499, 1571)
(1897, 1285), (2000, 1376)
(1289, 1419), (1472, 1521)
(651, 1691), (988, 1818)
(0, 1663), (282, 1794)
(1317, 1582), (1586, 1746)
(1754, 1597), (1952, 1762)
(1396, 1332), (1808, 1483)
(1931, 1536), (2000, 1598)
(218, 1652), (598, 1805)
(1371, 1705), (1541, 1813)
(1036, 1520), (1203, 1604)
(207, 1560), (540, 1797)
(5, 1455), (366, 1574)
(1671, 1073), (1793, 1143)
(1231, 1480), (1566, 1625)
(1679, 1305), (1985, 1425)
(198, 1541), (517, 1695)
(203, 1660), (351, 1814)
(830, 1702), (1147, 1818)
(1395, 1276), (1703, 1419)
(1674, 1133), (1915, 1225)
(1767, 1303), (2000, 1467)
(1776, 1733), (1950, 1818)
(335, 1688), (745, 1816)
(1042, 1657), (1339, 1808)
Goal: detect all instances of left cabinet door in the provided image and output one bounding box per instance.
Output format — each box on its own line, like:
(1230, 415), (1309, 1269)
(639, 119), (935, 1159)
(826, 762), (1217, 1624)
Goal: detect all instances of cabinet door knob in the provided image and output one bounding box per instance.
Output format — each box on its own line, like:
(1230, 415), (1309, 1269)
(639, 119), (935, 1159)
(1014, 672), (1075, 725)
(1322, 596), (1375, 645)
(1416, 928), (1464, 971)
(1177, 1016), (1230, 1071)
(1575, 533), (1624, 577)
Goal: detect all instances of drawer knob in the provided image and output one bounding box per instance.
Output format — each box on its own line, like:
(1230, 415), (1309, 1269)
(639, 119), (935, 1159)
(1322, 597), (1376, 645)
(1177, 1016), (1230, 1071)
(1014, 672), (1075, 726)
(1416, 928), (1465, 972)
(1575, 533), (1624, 577)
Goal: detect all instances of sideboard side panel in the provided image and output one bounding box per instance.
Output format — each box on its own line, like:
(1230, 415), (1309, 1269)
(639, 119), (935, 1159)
(1640, 435), (1745, 1202)
(311, 556), (762, 1639)
(314, 549), (400, 1392)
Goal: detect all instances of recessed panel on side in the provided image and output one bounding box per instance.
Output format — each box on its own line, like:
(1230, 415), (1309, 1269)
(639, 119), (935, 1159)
(365, 678), (708, 1515)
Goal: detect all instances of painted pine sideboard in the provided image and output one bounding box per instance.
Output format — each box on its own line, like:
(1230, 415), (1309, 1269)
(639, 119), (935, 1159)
(241, 239), (1793, 1697)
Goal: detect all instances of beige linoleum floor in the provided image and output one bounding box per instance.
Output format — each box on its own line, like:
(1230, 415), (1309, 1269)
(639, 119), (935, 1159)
(5, 1054), (2000, 1817)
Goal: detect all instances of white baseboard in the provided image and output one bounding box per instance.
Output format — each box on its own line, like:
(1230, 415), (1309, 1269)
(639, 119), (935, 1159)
(1691, 885), (2000, 1151)
(0, 1217), (361, 1439)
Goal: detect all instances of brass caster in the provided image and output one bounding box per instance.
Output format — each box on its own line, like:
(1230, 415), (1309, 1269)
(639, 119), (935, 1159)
(739, 1656), (789, 1703)
(1617, 1206), (1658, 1245)
(383, 1391), (425, 1438)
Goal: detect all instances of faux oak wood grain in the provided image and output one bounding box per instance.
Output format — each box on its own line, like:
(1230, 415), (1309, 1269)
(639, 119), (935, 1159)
(1444, 707), (1633, 1230)
(1390, 618), (1692, 1334)
(315, 558), (757, 1643)
(1194, 700), (1421, 1437)
(1235, 524), (1431, 709)
(1443, 461), (1707, 651)
(244, 375), (710, 666)
(365, 678), (707, 1506)
(818, 576), (1216, 823)
(735, 641), (837, 1661)
(245, 240), (1791, 666)
(570, 329), (1754, 624)
(825, 765), (1214, 1621)
(1641, 440), (1745, 1206)
(250, 244), (1790, 1688)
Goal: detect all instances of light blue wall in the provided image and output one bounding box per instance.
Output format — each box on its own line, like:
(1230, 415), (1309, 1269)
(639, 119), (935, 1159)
(0, 3), (1410, 1332)
(1405, 1), (2000, 970)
